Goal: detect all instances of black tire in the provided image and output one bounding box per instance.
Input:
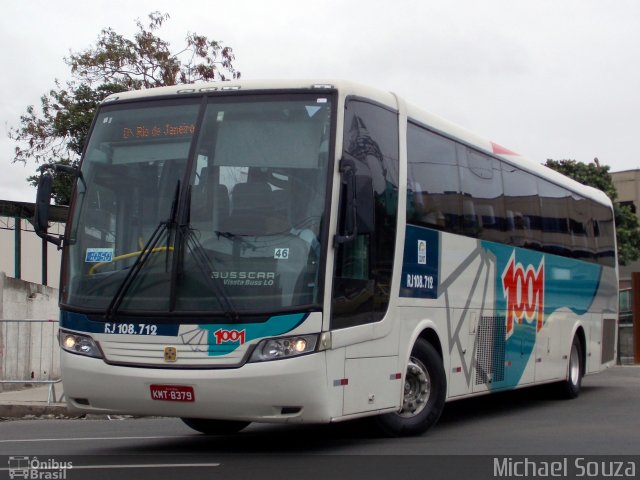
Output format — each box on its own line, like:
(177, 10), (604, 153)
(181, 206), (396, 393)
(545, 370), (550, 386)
(181, 417), (250, 435)
(374, 338), (446, 436)
(558, 336), (584, 399)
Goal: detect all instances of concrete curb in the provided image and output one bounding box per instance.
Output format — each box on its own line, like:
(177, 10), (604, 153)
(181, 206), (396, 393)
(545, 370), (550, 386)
(0, 402), (69, 418)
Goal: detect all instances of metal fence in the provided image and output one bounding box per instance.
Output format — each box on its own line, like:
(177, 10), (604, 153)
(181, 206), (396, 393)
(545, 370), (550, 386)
(0, 319), (61, 403)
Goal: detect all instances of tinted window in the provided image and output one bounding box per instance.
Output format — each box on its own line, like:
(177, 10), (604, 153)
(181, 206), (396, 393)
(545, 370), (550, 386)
(538, 178), (571, 257)
(407, 123), (462, 233)
(569, 193), (593, 260)
(593, 203), (616, 267)
(405, 120), (614, 268)
(332, 99), (399, 329)
(459, 147), (505, 241)
(503, 164), (541, 250)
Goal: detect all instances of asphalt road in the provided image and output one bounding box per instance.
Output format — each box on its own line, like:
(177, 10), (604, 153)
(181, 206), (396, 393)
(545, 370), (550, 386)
(1, 366), (639, 480)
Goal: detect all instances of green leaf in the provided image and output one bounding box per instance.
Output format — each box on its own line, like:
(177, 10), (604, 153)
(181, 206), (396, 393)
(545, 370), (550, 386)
(9, 11), (240, 205)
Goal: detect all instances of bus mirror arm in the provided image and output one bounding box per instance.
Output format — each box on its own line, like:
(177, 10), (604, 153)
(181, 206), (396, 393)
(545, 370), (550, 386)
(52, 163), (86, 191)
(333, 158), (358, 247)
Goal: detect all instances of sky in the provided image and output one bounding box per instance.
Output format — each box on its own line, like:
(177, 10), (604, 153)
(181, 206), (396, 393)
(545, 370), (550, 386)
(2, 0), (640, 202)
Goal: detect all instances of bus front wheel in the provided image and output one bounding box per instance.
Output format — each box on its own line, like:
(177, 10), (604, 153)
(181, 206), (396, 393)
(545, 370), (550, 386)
(374, 338), (446, 436)
(181, 418), (250, 435)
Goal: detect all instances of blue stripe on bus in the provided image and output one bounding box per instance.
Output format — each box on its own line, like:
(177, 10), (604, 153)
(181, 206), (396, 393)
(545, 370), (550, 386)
(60, 311), (180, 336)
(59, 311), (308, 357)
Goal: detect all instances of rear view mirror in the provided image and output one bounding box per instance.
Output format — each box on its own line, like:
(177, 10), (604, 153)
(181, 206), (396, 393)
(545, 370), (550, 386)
(334, 158), (358, 246)
(34, 171), (63, 247)
(35, 172), (53, 234)
(334, 157), (376, 246)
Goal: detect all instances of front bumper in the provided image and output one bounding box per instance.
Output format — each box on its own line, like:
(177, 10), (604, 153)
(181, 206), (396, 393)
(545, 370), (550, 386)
(61, 350), (333, 423)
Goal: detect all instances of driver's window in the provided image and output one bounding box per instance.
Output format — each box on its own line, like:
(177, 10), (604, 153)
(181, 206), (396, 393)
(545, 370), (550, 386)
(331, 99), (399, 329)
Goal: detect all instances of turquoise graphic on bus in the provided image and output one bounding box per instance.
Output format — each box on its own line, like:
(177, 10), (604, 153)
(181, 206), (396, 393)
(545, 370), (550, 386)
(481, 241), (602, 390)
(194, 313), (307, 356)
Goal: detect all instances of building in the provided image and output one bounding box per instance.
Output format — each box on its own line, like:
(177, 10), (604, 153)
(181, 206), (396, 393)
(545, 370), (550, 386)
(611, 169), (640, 364)
(0, 199), (67, 289)
(611, 169), (640, 289)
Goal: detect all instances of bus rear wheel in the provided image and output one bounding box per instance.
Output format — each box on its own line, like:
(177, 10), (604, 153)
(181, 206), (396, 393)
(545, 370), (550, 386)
(374, 338), (446, 436)
(181, 418), (250, 435)
(558, 336), (584, 399)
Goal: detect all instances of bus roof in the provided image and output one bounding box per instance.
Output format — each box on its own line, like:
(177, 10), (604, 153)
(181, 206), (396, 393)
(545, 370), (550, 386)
(102, 79), (612, 208)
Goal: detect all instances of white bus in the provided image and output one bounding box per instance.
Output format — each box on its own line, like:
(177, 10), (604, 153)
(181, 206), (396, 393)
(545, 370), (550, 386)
(37, 80), (618, 436)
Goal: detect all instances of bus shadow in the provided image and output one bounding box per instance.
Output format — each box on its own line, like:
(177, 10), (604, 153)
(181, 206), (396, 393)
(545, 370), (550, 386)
(437, 383), (565, 427)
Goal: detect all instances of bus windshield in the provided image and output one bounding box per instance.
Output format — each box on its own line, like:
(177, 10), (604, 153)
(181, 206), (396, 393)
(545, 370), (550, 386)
(63, 94), (333, 316)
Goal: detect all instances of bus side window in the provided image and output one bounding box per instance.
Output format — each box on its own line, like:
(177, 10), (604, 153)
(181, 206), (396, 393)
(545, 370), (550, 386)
(459, 147), (505, 242)
(406, 123), (462, 233)
(502, 164), (541, 251)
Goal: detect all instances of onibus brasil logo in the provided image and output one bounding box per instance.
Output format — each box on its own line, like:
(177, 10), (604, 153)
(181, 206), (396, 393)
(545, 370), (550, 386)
(8, 456), (72, 479)
(501, 251), (545, 338)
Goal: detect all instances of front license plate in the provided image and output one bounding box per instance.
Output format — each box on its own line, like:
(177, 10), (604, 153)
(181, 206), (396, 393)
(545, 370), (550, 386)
(150, 385), (195, 402)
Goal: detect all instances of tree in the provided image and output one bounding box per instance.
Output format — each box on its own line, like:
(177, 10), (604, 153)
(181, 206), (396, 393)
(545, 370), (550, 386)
(10, 11), (240, 205)
(545, 158), (640, 266)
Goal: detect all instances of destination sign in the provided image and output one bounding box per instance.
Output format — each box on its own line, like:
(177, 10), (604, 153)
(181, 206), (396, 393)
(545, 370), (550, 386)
(122, 123), (195, 140)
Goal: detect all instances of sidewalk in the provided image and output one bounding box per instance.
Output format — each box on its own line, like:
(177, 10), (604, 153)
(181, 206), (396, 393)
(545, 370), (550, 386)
(0, 383), (68, 418)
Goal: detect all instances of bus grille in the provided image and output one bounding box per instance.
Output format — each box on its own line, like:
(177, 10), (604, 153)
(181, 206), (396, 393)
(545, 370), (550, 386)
(475, 315), (506, 385)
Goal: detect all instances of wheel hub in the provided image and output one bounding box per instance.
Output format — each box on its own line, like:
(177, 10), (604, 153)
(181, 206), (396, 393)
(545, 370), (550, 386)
(398, 357), (431, 417)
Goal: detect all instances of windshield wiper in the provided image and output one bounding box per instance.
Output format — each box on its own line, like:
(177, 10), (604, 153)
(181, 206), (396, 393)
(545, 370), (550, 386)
(182, 186), (240, 321)
(214, 230), (256, 252)
(104, 181), (180, 321)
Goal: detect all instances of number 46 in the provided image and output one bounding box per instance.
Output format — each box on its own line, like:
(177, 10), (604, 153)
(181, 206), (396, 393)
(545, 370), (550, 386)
(274, 248), (289, 259)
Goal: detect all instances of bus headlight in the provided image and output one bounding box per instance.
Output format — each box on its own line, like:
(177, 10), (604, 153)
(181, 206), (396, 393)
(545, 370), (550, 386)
(59, 331), (103, 358)
(249, 334), (319, 362)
